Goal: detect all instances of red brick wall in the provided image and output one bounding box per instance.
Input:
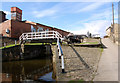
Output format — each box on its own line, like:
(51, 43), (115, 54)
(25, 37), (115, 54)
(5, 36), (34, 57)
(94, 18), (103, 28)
(36, 24), (52, 31)
(0, 20), (70, 38)
(2, 73), (12, 83)
(11, 20), (31, 38)
(11, 21), (53, 38)
(35, 24), (70, 37)
(53, 28), (69, 37)
(25, 22), (70, 37)
(0, 20), (11, 37)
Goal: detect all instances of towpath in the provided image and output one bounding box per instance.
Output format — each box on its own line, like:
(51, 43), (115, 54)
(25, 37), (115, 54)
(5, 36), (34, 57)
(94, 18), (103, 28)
(56, 45), (101, 81)
(94, 38), (118, 81)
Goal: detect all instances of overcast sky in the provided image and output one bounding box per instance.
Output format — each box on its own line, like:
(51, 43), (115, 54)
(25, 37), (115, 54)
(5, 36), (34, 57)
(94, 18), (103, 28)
(1, 2), (118, 37)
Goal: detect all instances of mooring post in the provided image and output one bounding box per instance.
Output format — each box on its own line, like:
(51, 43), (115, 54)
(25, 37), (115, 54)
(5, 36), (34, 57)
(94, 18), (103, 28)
(15, 40), (16, 45)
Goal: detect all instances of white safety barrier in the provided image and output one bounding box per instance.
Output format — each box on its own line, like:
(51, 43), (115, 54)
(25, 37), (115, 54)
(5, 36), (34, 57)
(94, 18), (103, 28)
(57, 38), (65, 73)
(19, 31), (62, 43)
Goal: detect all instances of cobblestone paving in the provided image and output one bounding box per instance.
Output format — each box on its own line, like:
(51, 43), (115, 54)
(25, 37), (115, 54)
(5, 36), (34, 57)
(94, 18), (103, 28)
(56, 45), (101, 81)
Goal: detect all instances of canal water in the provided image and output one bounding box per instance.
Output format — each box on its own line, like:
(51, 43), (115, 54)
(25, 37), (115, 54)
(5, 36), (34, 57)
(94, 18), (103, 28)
(2, 57), (55, 82)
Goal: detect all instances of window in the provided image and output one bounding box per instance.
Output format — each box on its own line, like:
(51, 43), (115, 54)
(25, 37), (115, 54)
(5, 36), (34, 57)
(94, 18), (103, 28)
(45, 29), (49, 31)
(31, 25), (36, 32)
(6, 29), (10, 34)
(37, 26), (43, 32)
(11, 12), (16, 17)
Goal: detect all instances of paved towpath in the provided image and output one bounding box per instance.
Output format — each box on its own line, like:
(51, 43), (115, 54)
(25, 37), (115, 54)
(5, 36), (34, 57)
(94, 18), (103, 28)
(94, 38), (118, 81)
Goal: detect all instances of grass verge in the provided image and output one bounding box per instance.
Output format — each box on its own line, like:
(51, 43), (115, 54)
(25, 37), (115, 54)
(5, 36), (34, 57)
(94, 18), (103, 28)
(68, 79), (85, 83)
(0, 44), (19, 49)
(79, 42), (99, 45)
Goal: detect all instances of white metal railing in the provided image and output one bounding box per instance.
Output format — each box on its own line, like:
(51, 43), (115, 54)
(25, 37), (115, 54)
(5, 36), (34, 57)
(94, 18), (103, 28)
(57, 38), (65, 73)
(19, 31), (62, 43)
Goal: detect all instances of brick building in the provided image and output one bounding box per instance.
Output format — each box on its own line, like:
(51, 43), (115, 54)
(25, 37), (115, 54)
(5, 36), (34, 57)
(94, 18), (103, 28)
(0, 7), (70, 39)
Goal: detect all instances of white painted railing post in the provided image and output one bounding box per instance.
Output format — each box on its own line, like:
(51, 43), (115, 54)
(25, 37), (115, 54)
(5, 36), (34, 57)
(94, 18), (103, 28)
(53, 31), (54, 39)
(35, 32), (36, 39)
(45, 30), (46, 37)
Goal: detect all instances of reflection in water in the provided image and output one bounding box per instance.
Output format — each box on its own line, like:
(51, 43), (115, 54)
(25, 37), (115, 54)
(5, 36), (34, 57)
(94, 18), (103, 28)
(2, 57), (53, 82)
(38, 72), (55, 81)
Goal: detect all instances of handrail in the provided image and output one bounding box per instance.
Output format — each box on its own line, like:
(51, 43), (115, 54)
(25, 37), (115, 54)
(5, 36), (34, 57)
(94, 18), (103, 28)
(19, 31), (63, 43)
(57, 38), (65, 73)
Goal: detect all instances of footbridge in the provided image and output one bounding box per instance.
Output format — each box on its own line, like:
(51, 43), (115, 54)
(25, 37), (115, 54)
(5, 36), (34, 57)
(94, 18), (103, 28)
(19, 30), (65, 73)
(19, 31), (63, 44)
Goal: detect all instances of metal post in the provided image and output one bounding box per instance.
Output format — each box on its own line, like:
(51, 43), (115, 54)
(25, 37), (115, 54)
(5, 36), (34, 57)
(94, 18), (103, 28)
(15, 40), (16, 45)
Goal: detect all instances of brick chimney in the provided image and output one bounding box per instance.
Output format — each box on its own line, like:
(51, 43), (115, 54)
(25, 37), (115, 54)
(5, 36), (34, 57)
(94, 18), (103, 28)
(11, 7), (22, 21)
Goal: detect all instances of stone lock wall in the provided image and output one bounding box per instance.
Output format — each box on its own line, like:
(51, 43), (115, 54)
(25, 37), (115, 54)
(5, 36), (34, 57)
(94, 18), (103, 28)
(2, 45), (52, 61)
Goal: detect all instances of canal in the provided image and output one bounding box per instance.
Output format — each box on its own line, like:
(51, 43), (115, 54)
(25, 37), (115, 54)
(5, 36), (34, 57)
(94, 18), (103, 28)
(2, 56), (55, 82)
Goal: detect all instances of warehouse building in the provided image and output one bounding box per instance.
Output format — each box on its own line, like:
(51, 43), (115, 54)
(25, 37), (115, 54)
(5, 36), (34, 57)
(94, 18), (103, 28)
(0, 7), (70, 39)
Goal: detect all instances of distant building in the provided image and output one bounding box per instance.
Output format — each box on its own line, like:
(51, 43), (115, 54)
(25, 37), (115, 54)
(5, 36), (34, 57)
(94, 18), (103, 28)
(92, 34), (100, 38)
(106, 23), (120, 45)
(0, 7), (70, 39)
(106, 26), (111, 37)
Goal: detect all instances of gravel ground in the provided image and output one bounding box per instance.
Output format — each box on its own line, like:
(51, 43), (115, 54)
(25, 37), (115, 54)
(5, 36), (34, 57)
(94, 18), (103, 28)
(56, 45), (102, 81)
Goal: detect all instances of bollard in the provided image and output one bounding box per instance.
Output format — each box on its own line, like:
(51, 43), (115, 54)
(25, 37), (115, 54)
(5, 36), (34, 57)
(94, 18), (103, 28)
(4, 42), (6, 47)
(15, 40), (17, 45)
